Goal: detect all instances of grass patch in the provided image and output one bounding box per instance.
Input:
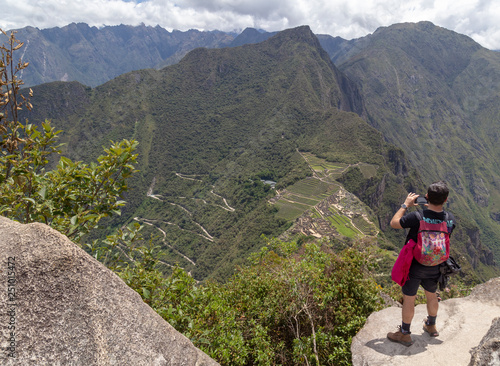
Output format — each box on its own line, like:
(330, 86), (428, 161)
(352, 215), (377, 235)
(286, 177), (333, 199)
(327, 215), (358, 238)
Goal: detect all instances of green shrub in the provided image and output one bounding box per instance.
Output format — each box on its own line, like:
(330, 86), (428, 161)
(118, 235), (384, 365)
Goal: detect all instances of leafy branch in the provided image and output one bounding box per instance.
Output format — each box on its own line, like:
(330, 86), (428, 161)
(0, 29), (138, 241)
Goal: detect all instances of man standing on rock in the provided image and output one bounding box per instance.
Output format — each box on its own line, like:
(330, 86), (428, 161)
(387, 181), (456, 346)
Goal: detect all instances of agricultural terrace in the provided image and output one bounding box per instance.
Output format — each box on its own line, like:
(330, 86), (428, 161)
(274, 152), (379, 238)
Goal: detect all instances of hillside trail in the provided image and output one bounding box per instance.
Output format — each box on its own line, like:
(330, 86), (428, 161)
(174, 173), (236, 212)
(146, 175), (221, 236)
(133, 175), (238, 267)
(141, 192), (215, 241)
(133, 217), (197, 266)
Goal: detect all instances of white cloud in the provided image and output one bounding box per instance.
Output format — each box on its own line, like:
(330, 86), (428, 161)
(0, 0), (499, 49)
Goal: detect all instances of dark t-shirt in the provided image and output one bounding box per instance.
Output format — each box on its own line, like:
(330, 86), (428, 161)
(400, 209), (456, 274)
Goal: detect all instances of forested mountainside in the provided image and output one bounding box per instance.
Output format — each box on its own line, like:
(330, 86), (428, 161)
(325, 21), (500, 269)
(19, 24), (499, 281)
(239, 22), (500, 273)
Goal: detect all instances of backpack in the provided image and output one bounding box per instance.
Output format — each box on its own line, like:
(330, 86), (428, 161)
(412, 210), (450, 266)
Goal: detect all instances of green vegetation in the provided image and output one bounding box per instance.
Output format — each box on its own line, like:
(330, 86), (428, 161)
(0, 29), (138, 241)
(95, 222), (475, 365)
(286, 178), (335, 199)
(21, 22), (497, 281)
(107, 235), (384, 366)
(327, 208), (360, 238)
(276, 200), (312, 220)
(301, 152), (347, 171)
(273, 152), (379, 241)
(352, 215), (378, 236)
(6, 22), (500, 280)
(21, 26), (421, 281)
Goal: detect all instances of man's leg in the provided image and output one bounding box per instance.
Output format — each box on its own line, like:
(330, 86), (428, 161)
(387, 294), (416, 346)
(424, 290), (439, 317)
(402, 294), (417, 324)
(423, 289), (439, 336)
(388, 274), (419, 346)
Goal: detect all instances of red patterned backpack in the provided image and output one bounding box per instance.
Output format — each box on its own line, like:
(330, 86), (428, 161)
(412, 211), (450, 266)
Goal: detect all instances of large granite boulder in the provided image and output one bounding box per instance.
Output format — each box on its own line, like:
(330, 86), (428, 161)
(351, 277), (500, 366)
(0, 217), (219, 365)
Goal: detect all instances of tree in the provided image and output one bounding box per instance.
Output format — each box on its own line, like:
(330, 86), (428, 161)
(0, 29), (138, 241)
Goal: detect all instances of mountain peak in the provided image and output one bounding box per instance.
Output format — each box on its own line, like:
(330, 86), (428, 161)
(268, 25), (316, 44)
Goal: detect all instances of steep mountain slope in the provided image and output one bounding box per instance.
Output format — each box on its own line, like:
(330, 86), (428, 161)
(23, 26), (423, 281)
(2, 23), (234, 87)
(332, 21), (500, 269)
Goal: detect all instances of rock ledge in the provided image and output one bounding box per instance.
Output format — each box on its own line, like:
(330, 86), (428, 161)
(352, 277), (500, 366)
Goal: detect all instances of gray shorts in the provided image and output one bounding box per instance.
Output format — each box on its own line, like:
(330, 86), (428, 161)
(402, 261), (441, 296)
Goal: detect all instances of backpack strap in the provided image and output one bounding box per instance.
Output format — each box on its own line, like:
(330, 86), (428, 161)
(444, 211), (452, 233)
(417, 210), (448, 233)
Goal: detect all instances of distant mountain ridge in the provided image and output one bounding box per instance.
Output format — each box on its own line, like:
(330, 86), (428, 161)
(3, 23), (351, 88)
(228, 27), (277, 47)
(2, 23), (236, 87)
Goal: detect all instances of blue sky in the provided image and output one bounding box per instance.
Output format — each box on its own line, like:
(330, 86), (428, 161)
(1, 0), (499, 50)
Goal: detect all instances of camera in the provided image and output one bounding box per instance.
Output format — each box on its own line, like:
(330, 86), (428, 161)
(415, 196), (428, 205)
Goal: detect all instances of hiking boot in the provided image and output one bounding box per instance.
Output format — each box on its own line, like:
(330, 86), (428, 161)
(423, 321), (439, 337)
(387, 326), (413, 346)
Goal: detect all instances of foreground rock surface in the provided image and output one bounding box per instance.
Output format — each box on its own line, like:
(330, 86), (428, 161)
(352, 277), (500, 366)
(469, 317), (500, 366)
(0, 217), (219, 366)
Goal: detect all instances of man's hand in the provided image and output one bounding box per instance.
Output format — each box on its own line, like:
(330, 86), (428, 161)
(403, 192), (420, 208)
(390, 192), (419, 229)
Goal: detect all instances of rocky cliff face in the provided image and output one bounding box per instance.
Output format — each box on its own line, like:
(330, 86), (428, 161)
(465, 227), (496, 267)
(351, 277), (500, 366)
(334, 21), (500, 266)
(0, 217), (219, 365)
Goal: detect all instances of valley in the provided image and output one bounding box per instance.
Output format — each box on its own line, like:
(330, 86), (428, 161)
(12, 22), (500, 282)
(130, 149), (382, 274)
